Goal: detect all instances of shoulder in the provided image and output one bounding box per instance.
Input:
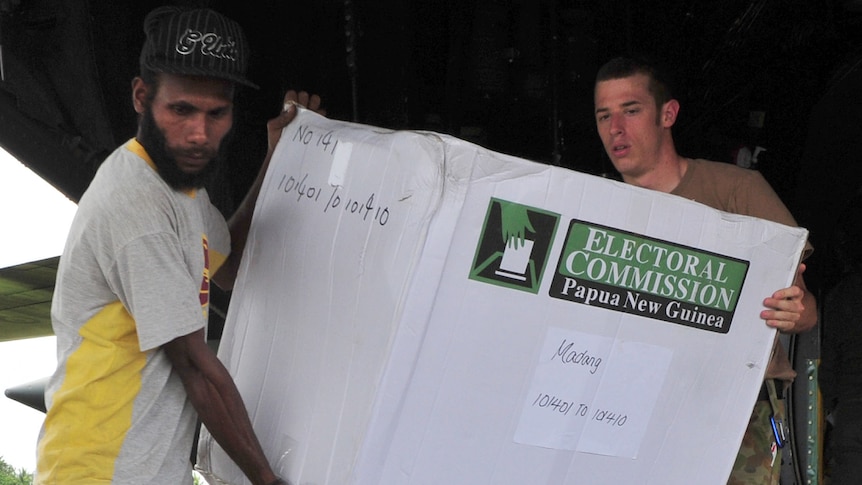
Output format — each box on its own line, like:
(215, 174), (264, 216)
(676, 158), (799, 227)
(79, 146), (186, 242)
(89, 143), (168, 201)
(687, 158), (765, 184)
(675, 159), (770, 210)
(688, 158), (778, 195)
(692, 159), (777, 201)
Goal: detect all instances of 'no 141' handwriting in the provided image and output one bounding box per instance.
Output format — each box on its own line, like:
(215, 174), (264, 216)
(292, 124), (339, 155)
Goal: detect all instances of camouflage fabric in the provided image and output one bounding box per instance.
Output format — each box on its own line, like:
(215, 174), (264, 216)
(728, 399), (784, 485)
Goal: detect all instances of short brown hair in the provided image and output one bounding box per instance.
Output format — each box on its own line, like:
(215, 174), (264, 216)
(595, 57), (674, 108)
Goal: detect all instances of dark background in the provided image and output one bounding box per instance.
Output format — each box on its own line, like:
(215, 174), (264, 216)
(2, 0), (862, 293)
(3, 1), (860, 477)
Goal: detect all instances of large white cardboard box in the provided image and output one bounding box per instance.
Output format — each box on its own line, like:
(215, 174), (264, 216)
(197, 110), (807, 485)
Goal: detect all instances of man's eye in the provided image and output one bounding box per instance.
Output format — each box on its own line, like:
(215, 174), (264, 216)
(625, 108), (640, 115)
(172, 105), (192, 115)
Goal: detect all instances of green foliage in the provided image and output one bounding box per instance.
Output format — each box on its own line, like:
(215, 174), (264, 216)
(0, 456), (32, 485)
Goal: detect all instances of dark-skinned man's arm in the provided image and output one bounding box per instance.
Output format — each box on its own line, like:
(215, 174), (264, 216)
(192, 91), (323, 485)
(163, 328), (286, 485)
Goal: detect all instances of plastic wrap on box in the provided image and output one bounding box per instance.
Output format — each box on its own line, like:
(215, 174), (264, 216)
(197, 110), (807, 485)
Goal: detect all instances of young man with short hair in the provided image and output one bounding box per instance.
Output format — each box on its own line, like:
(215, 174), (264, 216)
(594, 56), (816, 484)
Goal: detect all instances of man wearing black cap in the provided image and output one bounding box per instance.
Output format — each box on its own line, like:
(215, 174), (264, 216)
(35, 6), (313, 484)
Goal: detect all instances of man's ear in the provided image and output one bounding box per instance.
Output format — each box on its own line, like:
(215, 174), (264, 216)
(661, 99), (680, 128)
(132, 77), (149, 114)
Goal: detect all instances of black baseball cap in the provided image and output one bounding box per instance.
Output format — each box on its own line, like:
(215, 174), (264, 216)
(139, 6), (258, 89)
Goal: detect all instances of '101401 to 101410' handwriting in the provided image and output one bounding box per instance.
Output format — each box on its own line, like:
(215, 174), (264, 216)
(531, 393), (628, 427)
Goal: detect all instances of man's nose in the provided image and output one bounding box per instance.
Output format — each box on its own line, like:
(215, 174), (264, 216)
(609, 114), (623, 135)
(186, 114), (209, 145)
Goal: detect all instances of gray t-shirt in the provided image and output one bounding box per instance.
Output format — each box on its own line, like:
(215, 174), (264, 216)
(37, 139), (230, 484)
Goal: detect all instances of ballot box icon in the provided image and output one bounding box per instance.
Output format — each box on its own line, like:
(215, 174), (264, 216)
(495, 238), (535, 281)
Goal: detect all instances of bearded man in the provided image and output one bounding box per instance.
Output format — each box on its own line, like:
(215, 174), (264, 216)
(35, 7), (321, 484)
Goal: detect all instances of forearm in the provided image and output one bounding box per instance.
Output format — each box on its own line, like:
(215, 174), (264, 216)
(762, 268), (818, 333)
(215, 102), (296, 291)
(784, 269), (817, 334)
(790, 288), (817, 333)
(185, 358), (277, 485)
(167, 331), (279, 485)
(212, 147), (275, 290)
(229, 147), (274, 257)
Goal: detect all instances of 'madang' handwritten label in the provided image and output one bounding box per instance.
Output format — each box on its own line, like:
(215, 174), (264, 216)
(553, 338), (603, 375)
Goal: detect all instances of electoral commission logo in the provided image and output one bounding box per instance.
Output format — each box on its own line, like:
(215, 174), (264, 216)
(469, 199), (750, 334)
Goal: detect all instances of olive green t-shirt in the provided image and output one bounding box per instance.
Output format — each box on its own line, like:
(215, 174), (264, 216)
(672, 158), (812, 382)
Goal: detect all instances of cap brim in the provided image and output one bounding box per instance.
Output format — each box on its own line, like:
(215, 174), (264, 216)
(144, 60), (260, 90)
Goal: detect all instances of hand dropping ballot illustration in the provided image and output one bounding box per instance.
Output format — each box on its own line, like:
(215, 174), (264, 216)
(470, 199), (559, 294)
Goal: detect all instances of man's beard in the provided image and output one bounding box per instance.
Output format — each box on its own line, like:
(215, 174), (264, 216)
(138, 106), (229, 190)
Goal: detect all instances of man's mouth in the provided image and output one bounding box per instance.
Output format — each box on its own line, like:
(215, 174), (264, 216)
(176, 152), (212, 172)
(611, 144), (630, 156)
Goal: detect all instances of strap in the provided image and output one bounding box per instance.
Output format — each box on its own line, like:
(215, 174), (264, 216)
(765, 378), (784, 420)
